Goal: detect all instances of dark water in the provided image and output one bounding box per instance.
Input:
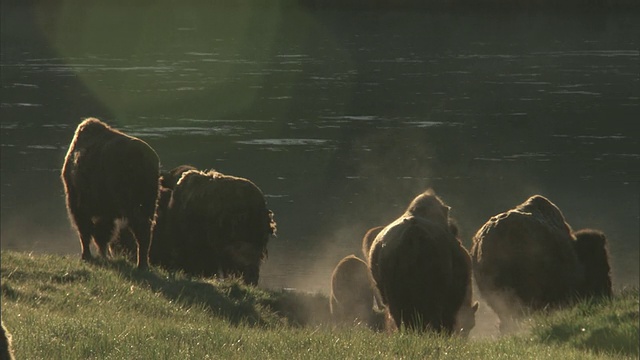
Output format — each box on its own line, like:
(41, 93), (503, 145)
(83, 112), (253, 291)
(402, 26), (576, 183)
(2, 4), (639, 294)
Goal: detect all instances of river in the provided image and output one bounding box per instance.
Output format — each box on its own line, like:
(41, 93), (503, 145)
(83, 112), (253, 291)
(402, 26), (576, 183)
(1, 4), (638, 294)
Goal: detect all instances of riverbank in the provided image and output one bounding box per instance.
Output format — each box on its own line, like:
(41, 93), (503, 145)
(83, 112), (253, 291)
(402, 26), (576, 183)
(1, 251), (637, 359)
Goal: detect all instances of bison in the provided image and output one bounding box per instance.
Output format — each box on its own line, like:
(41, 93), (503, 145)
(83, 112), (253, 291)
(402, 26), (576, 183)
(61, 118), (160, 269)
(329, 254), (383, 329)
(368, 189), (478, 335)
(151, 169), (276, 285)
(471, 195), (612, 331)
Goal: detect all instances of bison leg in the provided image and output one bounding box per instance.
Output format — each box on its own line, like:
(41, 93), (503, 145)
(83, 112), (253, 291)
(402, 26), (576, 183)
(79, 231), (94, 261)
(222, 263), (259, 286)
(73, 215), (95, 261)
(239, 264), (260, 286)
(223, 242), (264, 285)
(93, 218), (116, 258)
(65, 188), (94, 261)
(129, 217), (151, 270)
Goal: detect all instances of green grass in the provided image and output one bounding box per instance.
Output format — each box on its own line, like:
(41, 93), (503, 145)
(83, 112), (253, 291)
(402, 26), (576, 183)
(529, 288), (639, 356)
(1, 251), (638, 359)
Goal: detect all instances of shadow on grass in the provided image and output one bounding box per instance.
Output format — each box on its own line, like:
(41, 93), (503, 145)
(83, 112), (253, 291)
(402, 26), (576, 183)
(262, 288), (332, 327)
(537, 322), (638, 357)
(533, 293), (639, 358)
(95, 258), (332, 328)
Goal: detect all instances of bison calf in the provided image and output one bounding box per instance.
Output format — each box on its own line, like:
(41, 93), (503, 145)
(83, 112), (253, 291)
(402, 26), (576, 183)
(330, 254), (382, 329)
(61, 118), (160, 269)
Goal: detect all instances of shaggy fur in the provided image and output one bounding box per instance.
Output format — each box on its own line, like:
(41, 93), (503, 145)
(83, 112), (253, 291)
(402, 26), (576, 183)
(152, 169), (276, 285)
(573, 229), (612, 299)
(368, 189), (477, 335)
(61, 118), (160, 269)
(1, 320), (15, 360)
(330, 255), (382, 329)
(361, 226), (384, 261)
(160, 164), (196, 190)
(471, 195), (612, 331)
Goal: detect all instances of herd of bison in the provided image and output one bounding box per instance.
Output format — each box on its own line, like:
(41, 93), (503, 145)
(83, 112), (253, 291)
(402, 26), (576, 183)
(57, 117), (612, 337)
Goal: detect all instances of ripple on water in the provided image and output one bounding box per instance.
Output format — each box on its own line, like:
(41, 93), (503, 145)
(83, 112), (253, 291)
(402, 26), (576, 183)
(236, 138), (331, 146)
(125, 126), (237, 138)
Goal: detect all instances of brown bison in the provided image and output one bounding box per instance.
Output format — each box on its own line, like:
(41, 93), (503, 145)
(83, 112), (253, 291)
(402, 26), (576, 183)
(471, 195), (612, 331)
(329, 254), (383, 329)
(151, 169), (276, 285)
(61, 118), (160, 269)
(368, 190), (478, 335)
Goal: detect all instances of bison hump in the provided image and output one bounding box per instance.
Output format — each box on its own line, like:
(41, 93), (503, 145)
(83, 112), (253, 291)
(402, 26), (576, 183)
(514, 195), (573, 235)
(373, 216), (454, 269)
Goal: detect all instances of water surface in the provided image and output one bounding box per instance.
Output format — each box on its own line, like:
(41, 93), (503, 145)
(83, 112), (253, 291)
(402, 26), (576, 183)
(2, 5), (638, 295)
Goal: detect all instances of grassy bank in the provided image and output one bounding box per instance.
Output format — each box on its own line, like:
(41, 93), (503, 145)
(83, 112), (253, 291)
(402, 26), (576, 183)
(1, 251), (637, 359)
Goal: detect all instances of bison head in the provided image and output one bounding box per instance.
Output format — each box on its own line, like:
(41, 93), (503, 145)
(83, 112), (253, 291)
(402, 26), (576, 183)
(160, 165), (197, 190)
(573, 229), (612, 299)
(454, 300), (479, 337)
(224, 240), (267, 286)
(404, 189), (451, 228)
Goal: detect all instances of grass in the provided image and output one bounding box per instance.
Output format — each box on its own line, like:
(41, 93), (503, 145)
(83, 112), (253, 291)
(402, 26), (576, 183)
(1, 250), (638, 359)
(530, 288), (639, 356)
